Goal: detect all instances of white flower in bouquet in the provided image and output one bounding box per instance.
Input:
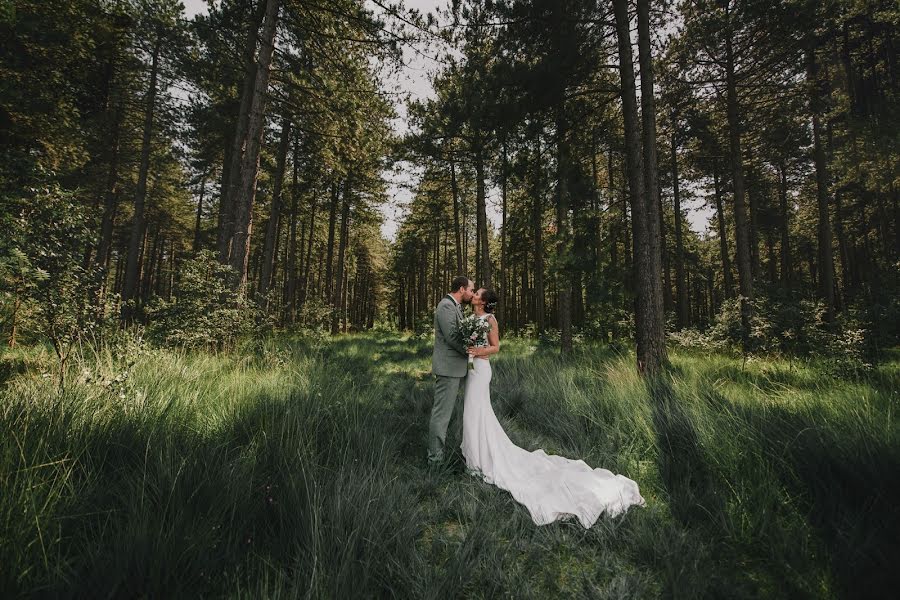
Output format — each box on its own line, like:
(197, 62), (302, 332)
(458, 314), (492, 370)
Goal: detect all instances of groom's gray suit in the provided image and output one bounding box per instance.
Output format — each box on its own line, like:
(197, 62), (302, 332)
(428, 294), (468, 463)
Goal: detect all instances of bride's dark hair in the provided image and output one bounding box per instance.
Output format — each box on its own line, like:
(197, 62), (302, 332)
(480, 288), (500, 314)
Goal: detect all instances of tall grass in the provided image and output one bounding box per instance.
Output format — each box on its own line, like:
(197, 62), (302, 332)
(1, 334), (897, 598)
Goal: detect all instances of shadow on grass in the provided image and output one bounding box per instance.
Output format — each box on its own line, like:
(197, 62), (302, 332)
(724, 399), (900, 600)
(646, 378), (829, 598)
(648, 378), (725, 530)
(2, 366), (434, 598)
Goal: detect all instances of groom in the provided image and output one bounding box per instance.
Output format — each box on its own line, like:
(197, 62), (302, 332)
(428, 276), (475, 465)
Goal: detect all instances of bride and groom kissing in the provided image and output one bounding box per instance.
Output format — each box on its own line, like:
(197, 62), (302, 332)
(427, 276), (645, 528)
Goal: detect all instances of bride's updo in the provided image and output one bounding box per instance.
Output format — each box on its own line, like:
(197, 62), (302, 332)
(480, 288), (500, 314)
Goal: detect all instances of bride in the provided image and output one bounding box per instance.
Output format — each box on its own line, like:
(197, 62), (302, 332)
(462, 288), (645, 528)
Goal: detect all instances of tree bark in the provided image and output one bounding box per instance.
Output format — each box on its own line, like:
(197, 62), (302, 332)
(778, 162), (792, 288)
(638, 0), (666, 346)
(834, 189), (850, 303)
(555, 104), (573, 352)
(672, 125), (688, 328)
(725, 25), (754, 347)
(218, 0), (268, 262)
(747, 164), (761, 280)
(284, 133), (300, 323)
(451, 160), (463, 274)
(122, 34), (161, 321)
(500, 141), (508, 329)
(807, 48), (835, 320)
(324, 179), (339, 302)
(474, 139), (491, 288)
(96, 95), (124, 298)
(713, 161), (733, 298)
(331, 177), (351, 334)
(300, 192), (318, 306)
(258, 116), (291, 304)
(616, 0), (666, 373)
(532, 140), (545, 334)
(192, 173), (208, 252)
(227, 0), (280, 293)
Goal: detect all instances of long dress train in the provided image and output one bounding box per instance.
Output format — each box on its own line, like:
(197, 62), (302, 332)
(461, 334), (645, 527)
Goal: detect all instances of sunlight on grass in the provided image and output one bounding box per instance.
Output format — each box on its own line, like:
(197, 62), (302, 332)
(1, 333), (897, 597)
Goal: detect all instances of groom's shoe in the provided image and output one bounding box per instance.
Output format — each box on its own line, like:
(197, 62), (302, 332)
(427, 456), (452, 477)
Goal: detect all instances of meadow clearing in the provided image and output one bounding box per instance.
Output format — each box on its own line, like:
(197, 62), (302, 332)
(2, 333), (897, 598)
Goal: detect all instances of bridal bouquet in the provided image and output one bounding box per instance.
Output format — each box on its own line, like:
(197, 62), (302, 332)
(458, 314), (492, 370)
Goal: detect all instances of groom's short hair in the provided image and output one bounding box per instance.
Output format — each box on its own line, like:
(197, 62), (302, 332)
(450, 276), (470, 293)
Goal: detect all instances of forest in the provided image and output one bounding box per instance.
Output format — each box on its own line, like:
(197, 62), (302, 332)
(1, 0), (898, 597)
(2, 0), (898, 363)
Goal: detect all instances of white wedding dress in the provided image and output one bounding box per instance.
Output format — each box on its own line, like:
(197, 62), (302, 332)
(461, 315), (645, 528)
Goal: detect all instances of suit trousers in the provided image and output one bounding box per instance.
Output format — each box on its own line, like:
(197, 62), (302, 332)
(428, 374), (465, 462)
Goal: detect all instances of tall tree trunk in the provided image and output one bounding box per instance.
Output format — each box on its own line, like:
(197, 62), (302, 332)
(834, 189), (850, 303)
(661, 189), (672, 314)
(340, 265), (349, 333)
(778, 162), (792, 288)
(807, 48), (835, 320)
(766, 227), (777, 283)
(432, 226), (439, 305)
(713, 161), (733, 297)
(500, 141), (508, 329)
(725, 25), (754, 348)
(324, 179), (339, 302)
(284, 133), (300, 323)
(142, 227), (160, 302)
(227, 0), (281, 293)
(218, 0), (268, 262)
(122, 34), (161, 321)
(532, 142), (545, 334)
(551, 4), (573, 352)
(193, 173), (208, 252)
(96, 95), (124, 302)
(555, 109), (573, 352)
(331, 178), (351, 334)
(258, 116), (291, 304)
(621, 0), (666, 373)
(747, 164), (761, 280)
(672, 125), (688, 328)
(451, 159), (463, 274)
(474, 139), (491, 288)
(621, 159), (633, 306)
(217, 137), (233, 257)
(300, 193), (318, 306)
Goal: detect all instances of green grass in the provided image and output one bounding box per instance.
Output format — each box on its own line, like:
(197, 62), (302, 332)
(1, 334), (898, 598)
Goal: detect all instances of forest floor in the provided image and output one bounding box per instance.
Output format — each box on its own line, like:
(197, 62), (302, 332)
(2, 331), (898, 598)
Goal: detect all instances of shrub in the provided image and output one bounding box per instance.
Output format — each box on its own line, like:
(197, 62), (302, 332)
(670, 294), (879, 376)
(0, 184), (103, 387)
(146, 251), (256, 350)
(292, 296), (333, 340)
(412, 309), (433, 340)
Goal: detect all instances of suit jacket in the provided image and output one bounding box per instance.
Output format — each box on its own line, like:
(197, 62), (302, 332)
(432, 294), (468, 377)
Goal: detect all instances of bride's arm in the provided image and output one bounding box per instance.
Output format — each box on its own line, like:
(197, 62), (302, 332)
(471, 315), (500, 358)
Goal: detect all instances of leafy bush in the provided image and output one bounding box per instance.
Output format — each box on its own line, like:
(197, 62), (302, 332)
(412, 309), (434, 340)
(0, 184), (104, 387)
(580, 306), (634, 342)
(292, 296), (333, 340)
(670, 295), (878, 376)
(146, 251), (256, 350)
